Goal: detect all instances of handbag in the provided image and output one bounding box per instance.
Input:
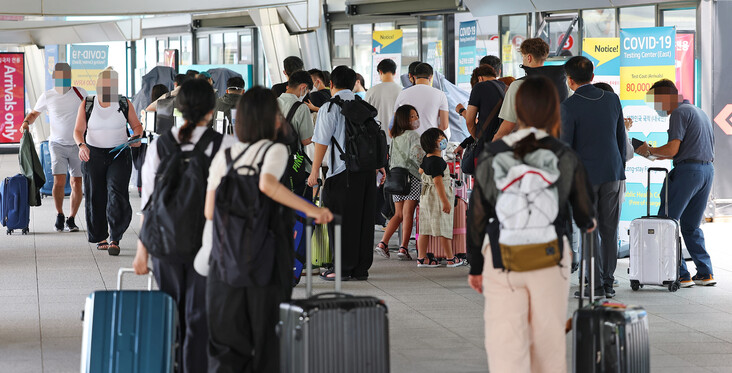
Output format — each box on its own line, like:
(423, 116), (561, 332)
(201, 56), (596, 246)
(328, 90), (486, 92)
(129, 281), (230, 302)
(383, 142), (412, 195)
(462, 81), (505, 175)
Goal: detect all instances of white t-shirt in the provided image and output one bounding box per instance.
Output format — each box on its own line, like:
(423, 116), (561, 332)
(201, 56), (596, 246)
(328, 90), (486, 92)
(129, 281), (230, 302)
(33, 87), (87, 146)
(365, 81), (402, 143)
(86, 96), (129, 148)
(141, 127), (237, 207)
(393, 84), (450, 139)
(207, 140), (289, 192)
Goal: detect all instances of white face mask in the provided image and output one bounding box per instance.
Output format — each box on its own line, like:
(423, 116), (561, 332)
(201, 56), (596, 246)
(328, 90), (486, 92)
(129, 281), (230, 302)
(297, 87), (307, 102)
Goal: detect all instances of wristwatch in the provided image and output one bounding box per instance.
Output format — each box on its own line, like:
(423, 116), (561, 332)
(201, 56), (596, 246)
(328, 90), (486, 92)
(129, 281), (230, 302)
(78, 142), (86, 148)
(458, 108), (466, 115)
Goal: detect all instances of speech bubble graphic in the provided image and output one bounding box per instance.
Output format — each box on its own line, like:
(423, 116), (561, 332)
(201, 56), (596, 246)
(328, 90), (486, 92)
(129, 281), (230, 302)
(582, 38), (620, 69)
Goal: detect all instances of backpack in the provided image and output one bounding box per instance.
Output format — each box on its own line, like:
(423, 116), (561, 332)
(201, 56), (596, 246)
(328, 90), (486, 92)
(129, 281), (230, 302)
(138, 129), (223, 261)
(282, 101), (312, 192)
(327, 95), (388, 173)
(489, 138), (563, 272)
(155, 93), (176, 134)
(84, 95), (131, 138)
(521, 65), (569, 102)
(211, 143), (279, 287)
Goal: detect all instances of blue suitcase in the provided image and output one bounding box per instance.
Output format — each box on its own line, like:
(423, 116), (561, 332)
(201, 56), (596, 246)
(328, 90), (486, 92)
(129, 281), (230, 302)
(81, 268), (178, 373)
(1, 174), (30, 235)
(39, 141), (71, 197)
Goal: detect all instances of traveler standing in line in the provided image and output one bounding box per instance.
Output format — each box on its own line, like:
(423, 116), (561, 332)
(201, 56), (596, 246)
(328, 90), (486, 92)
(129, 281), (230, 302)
(636, 79), (716, 287)
(366, 59), (402, 143)
(479, 55), (502, 77)
(133, 79), (234, 373)
(21, 62), (86, 232)
(374, 105), (425, 260)
(306, 66), (377, 281)
(415, 128), (466, 268)
(457, 65), (505, 140)
(271, 56), (304, 97)
(493, 38), (568, 141)
(353, 73), (368, 99)
(146, 73), (190, 112)
(393, 63), (450, 138)
(278, 70), (315, 195)
(205, 86), (332, 372)
(467, 76), (596, 372)
(561, 56), (626, 299)
(213, 76), (246, 125)
(305, 69), (332, 111)
(73, 67), (143, 256)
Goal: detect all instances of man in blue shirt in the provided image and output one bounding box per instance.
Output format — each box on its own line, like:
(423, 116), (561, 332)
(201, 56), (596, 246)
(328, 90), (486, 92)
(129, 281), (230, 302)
(562, 56), (626, 299)
(307, 66), (376, 281)
(637, 79), (715, 287)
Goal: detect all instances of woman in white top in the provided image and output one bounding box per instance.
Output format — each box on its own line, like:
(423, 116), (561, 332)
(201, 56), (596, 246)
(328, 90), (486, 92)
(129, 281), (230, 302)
(204, 86), (332, 372)
(132, 79), (235, 373)
(73, 67), (142, 256)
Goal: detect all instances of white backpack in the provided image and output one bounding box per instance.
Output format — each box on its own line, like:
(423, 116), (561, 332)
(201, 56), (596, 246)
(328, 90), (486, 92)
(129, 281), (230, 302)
(492, 148), (562, 271)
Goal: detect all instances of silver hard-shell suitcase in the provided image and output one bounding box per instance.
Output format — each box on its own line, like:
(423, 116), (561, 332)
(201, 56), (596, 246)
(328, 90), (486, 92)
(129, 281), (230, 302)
(628, 167), (681, 292)
(278, 216), (390, 373)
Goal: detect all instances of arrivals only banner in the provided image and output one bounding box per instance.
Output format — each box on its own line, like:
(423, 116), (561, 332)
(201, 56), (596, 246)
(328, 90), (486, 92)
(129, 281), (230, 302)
(457, 20), (477, 87)
(618, 27), (676, 247)
(70, 45), (109, 94)
(0, 53), (25, 144)
(372, 30), (403, 85)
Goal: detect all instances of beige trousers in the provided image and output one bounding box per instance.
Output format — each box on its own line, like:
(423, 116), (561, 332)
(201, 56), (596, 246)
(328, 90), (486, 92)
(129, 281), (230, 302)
(482, 238), (571, 373)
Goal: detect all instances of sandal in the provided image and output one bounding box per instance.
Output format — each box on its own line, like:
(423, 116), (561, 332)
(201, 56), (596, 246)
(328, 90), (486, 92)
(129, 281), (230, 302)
(373, 241), (390, 258)
(446, 256), (467, 268)
(108, 241), (120, 256)
(319, 268), (351, 282)
(397, 247), (412, 261)
(96, 241), (109, 250)
(417, 254), (440, 268)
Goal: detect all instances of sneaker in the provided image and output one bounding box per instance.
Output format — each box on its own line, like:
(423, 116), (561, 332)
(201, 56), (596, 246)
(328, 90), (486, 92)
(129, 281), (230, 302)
(604, 285), (616, 299)
(574, 287), (605, 300)
(613, 279), (619, 288)
(679, 276), (694, 288)
(65, 216), (79, 232)
(692, 274), (717, 286)
(54, 213), (65, 232)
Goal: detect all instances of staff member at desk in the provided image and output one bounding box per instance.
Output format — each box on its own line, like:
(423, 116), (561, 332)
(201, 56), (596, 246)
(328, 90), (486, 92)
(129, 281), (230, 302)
(636, 79), (715, 288)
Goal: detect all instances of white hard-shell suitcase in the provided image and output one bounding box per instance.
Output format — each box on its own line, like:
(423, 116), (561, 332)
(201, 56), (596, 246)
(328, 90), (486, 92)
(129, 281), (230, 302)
(628, 167), (681, 292)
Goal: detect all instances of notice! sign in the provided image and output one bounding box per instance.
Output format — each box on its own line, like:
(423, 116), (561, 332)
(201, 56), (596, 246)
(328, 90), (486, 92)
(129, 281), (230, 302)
(0, 53), (24, 144)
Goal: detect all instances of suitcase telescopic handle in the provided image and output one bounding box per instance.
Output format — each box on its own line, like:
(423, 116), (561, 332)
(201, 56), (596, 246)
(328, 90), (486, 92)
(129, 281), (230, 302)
(647, 167), (670, 217)
(578, 232), (595, 309)
(305, 215), (343, 297)
(117, 267), (154, 291)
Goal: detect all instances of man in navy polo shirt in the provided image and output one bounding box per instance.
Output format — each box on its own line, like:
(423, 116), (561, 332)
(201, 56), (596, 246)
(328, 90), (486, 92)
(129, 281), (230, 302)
(637, 79), (715, 287)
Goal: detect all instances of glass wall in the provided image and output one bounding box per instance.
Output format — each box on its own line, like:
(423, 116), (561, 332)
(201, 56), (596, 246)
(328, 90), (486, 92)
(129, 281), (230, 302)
(352, 24), (373, 87)
(401, 24), (419, 77)
(181, 35), (192, 65)
(210, 34), (224, 64)
(499, 14), (528, 78)
(583, 9), (617, 38)
(197, 35), (209, 64)
(421, 16), (445, 75)
(224, 32), (238, 64)
(661, 8), (696, 31)
(619, 6), (655, 29)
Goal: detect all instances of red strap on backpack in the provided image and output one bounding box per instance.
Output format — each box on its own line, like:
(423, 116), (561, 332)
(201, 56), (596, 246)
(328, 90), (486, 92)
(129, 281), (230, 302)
(72, 87), (83, 101)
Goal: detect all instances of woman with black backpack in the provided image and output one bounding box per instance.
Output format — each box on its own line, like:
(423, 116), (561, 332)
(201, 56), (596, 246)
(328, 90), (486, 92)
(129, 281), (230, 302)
(466, 76), (596, 372)
(132, 79), (236, 373)
(203, 86), (332, 372)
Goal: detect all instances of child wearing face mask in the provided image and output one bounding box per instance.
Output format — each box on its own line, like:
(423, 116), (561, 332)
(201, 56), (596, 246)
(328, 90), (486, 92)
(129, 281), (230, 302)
(374, 105), (425, 260)
(416, 128), (466, 268)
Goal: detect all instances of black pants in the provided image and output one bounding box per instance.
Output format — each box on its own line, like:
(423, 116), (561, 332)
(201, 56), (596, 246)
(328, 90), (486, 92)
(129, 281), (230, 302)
(323, 171), (376, 278)
(592, 180), (622, 289)
(152, 258), (208, 373)
(82, 146), (132, 243)
(206, 265), (280, 373)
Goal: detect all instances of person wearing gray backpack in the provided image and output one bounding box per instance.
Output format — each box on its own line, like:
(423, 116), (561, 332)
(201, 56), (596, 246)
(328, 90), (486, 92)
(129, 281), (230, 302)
(466, 76), (596, 372)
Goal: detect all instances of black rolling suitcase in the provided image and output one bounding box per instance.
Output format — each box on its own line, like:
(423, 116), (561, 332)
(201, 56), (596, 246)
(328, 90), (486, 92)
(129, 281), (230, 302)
(278, 216), (390, 373)
(573, 233), (650, 373)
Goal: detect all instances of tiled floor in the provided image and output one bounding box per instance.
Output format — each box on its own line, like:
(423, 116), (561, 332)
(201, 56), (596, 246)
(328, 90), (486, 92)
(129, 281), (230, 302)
(2, 150), (732, 372)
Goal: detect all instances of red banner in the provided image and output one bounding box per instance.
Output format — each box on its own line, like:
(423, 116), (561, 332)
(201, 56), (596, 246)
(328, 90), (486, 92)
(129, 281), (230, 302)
(0, 53), (24, 144)
(675, 33), (695, 105)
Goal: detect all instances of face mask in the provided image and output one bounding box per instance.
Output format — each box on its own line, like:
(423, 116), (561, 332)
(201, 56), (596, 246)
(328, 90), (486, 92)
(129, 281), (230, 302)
(411, 119), (421, 130)
(655, 109), (668, 118)
(439, 138), (447, 151)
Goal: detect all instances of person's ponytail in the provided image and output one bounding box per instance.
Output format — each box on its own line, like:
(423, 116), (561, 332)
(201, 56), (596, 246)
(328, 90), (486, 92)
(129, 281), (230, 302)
(512, 133), (548, 159)
(175, 79), (216, 143)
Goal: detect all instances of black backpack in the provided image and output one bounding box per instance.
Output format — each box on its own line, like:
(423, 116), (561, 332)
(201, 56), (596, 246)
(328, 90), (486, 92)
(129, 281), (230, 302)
(84, 95), (130, 123)
(327, 96), (388, 173)
(521, 65), (570, 102)
(282, 101), (312, 192)
(155, 93), (176, 134)
(139, 129), (223, 261)
(211, 143), (279, 287)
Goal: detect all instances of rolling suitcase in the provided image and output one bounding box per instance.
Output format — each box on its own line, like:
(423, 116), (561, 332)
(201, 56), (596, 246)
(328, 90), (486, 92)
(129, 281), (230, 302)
(1, 174), (30, 235)
(628, 167), (681, 292)
(311, 184), (332, 267)
(39, 141), (72, 197)
(573, 232), (651, 373)
(279, 216), (390, 373)
(80, 268), (178, 373)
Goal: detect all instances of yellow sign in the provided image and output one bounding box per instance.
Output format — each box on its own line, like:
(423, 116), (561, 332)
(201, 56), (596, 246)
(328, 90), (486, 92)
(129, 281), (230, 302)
(372, 30), (403, 51)
(619, 65), (675, 101)
(582, 38), (620, 68)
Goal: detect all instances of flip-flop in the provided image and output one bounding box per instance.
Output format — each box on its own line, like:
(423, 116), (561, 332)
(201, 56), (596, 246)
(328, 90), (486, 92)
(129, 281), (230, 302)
(108, 241), (120, 256)
(96, 241), (109, 250)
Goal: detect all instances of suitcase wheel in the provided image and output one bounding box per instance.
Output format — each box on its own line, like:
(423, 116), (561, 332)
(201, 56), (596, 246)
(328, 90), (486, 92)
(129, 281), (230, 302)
(669, 281), (680, 292)
(630, 280), (640, 291)
(6, 229), (11, 235)
(22, 228), (28, 235)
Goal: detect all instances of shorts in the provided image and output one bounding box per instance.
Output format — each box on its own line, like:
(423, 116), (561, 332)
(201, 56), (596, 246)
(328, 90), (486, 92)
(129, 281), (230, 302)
(49, 141), (82, 177)
(392, 174), (421, 202)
